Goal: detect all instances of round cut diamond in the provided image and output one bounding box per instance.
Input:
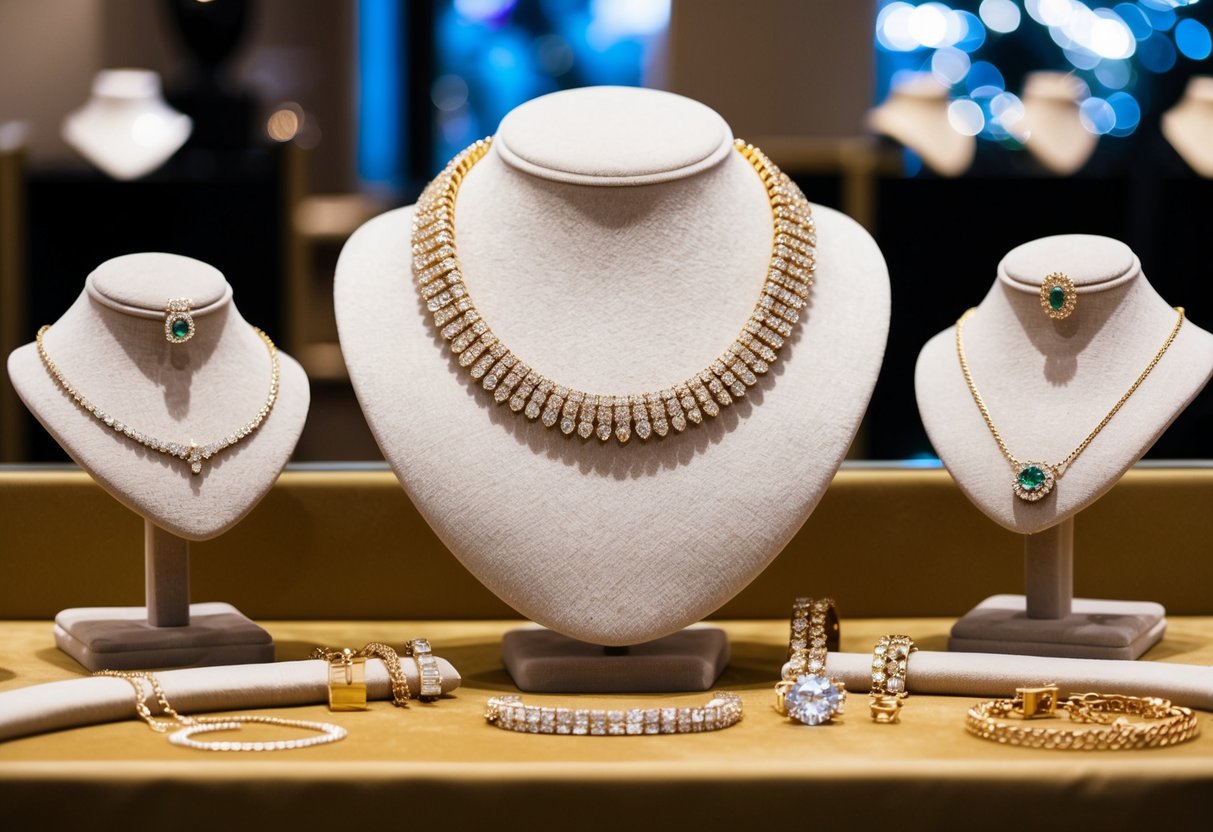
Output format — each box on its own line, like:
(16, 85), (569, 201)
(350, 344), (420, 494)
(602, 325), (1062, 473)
(785, 674), (845, 726)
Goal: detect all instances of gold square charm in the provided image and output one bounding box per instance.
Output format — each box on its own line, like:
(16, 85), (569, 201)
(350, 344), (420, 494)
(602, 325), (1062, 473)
(1016, 685), (1059, 719)
(327, 654), (368, 711)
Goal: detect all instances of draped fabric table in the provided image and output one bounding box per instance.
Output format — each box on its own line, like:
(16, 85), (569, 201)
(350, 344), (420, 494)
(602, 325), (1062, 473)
(1, 617), (1210, 831)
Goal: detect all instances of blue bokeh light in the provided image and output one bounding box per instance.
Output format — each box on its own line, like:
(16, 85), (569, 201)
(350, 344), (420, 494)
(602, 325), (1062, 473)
(1175, 18), (1213, 60)
(870, 0), (1207, 149)
(358, 0), (404, 188)
(1107, 90), (1143, 136)
(1080, 96), (1118, 135)
(1095, 59), (1133, 89)
(954, 11), (988, 52)
(426, 0), (668, 169)
(1137, 30), (1179, 71)
(1114, 3), (1153, 40)
(965, 60), (1005, 94)
(1138, 2), (1178, 32)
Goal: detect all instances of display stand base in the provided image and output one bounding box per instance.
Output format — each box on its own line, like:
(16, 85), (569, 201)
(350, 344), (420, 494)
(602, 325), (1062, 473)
(501, 626), (730, 692)
(54, 601), (275, 671)
(948, 594), (1166, 660)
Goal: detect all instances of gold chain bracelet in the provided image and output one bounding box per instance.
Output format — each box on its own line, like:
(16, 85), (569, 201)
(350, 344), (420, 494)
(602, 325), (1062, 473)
(966, 685), (1200, 751)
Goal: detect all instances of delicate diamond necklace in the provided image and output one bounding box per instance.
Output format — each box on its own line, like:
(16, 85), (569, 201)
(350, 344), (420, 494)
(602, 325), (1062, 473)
(954, 306), (1184, 501)
(36, 325), (280, 475)
(411, 137), (816, 444)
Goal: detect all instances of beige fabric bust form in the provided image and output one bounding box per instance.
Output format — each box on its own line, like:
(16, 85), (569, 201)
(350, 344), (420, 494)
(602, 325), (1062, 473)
(335, 87), (891, 647)
(7, 252), (310, 539)
(917, 234), (1213, 535)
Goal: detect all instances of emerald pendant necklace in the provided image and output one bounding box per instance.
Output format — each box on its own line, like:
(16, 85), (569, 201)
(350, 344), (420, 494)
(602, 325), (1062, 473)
(954, 306), (1185, 502)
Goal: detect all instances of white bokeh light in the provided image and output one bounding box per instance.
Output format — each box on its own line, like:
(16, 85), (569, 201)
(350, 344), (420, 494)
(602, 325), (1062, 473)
(932, 47), (972, 85)
(948, 98), (986, 135)
(979, 0), (1021, 33)
(909, 3), (951, 48)
(877, 2), (920, 52)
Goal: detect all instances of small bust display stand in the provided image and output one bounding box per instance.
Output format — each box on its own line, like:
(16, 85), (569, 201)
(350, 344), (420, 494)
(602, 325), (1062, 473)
(916, 235), (1213, 659)
(8, 253), (310, 670)
(335, 86), (891, 692)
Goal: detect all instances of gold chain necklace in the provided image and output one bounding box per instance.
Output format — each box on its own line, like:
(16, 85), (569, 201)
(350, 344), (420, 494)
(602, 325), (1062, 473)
(955, 306), (1184, 501)
(95, 669), (346, 751)
(36, 325), (280, 475)
(411, 137), (815, 444)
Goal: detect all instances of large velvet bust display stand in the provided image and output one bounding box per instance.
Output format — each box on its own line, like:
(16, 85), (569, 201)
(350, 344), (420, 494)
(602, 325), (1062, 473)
(7, 253), (310, 670)
(335, 87), (890, 691)
(916, 235), (1213, 659)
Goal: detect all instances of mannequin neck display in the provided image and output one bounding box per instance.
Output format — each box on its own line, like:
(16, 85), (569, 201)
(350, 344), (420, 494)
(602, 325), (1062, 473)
(62, 69), (192, 180)
(1021, 72), (1098, 175)
(1162, 75), (1213, 177)
(867, 74), (974, 177)
(917, 235), (1213, 658)
(916, 234), (1213, 534)
(7, 252), (310, 540)
(335, 86), (891, 651)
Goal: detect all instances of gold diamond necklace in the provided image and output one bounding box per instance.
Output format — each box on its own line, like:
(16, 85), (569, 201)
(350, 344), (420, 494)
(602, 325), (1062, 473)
(411, 137), (815, 444)
(954, 306), (1184, 501)
(36, 325), (280, 475)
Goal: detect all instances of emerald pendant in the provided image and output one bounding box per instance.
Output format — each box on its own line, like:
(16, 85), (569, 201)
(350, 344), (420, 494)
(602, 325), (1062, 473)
(1012, 461), (1056, 502)
(1048, 286), (1065, 311)
(165, 298), (195, 344)
(1040, 273), (1076, 320)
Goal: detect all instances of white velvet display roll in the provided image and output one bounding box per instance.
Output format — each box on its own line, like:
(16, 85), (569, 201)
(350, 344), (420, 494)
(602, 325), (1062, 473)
(6, 253), (310, 540)
(335, 87), (891, 646)
(0, 657), (462, 743)
(916, 234), (1213, 534)
(826, 650), (1213, 711)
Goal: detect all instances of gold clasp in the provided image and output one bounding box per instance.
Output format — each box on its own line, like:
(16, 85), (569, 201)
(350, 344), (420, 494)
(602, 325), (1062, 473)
(869, 694), (903, 724)
(1014, 685), (1059, 719)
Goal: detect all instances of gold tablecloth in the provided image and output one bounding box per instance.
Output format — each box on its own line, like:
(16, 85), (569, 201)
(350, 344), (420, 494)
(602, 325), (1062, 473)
(1, 617), (1211, 831)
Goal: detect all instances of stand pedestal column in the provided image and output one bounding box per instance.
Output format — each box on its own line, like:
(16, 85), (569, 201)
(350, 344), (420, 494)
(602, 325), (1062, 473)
(54, 520), (274, 671)
(949, 517), (1166, 659)
(501, 627), (730, 692)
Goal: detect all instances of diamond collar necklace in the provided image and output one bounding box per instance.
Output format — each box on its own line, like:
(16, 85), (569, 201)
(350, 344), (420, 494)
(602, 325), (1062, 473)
(36, 325), (280, 475)
(411, 137), (816, 444)
(954, 306), (1184, 501)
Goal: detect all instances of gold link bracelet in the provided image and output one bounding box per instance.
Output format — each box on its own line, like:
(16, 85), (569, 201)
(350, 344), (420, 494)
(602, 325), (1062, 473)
(966, 685), (1199, 751)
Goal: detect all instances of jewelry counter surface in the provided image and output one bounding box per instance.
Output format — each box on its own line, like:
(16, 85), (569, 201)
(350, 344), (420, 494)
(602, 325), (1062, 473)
(1, 618), (1210, 831)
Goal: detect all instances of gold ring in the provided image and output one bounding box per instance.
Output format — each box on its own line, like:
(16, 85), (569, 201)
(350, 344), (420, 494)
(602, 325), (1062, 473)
(774, 597), (846, 725)
(869, 634), (916, 723)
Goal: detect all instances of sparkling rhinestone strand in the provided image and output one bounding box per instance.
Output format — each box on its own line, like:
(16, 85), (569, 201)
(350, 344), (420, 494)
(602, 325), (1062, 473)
(412, 137), (816, 444)
(485, 692), (743, 735)
(36, 325), (280, 475)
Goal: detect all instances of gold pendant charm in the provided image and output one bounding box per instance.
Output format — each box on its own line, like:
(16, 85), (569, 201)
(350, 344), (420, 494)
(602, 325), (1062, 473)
(1012, 461), (1056, 501)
